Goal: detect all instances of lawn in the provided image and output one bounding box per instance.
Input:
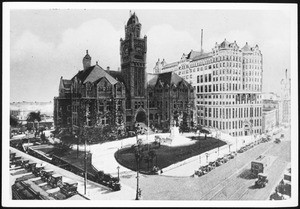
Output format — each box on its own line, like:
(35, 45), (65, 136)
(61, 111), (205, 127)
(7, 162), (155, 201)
(31, 145), (97, 175)
(115, 136), (227, 173)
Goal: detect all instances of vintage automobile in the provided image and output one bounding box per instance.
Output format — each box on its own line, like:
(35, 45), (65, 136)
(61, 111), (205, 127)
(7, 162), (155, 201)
(48, 174), (63, 187)
(60, 180), (78, 197)
(225, 154), (234, 160)
(229, 151), (237, 158)
(26, 162), (37, 172)
(201, 165), (211, 173)
(41, 169), (54, 181)
(194, 169), (205, 177)
(208, 161), (217, 169)
(274, 138), (281, 144)
(33, 164), (45, 177)
(215, 158), (225, 166)
(255, 173), (268, 188)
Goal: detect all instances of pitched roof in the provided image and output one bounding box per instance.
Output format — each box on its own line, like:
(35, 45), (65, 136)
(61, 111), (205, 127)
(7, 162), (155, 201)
(241, 42), (251, 51)
(219, 38), (230, 48)
(164, 61), (179, 68)
(62, 79), (72, 89)
(127, 12), (139, 26)
(147, 74), (159, 87)
(148, 72), (191, 88)
(105, 70), (125, 84)
(192, 52), (212, 61)
(72, 65), (118, 85)
(72, 66), (94, 82)
(186, 50), (201, 59)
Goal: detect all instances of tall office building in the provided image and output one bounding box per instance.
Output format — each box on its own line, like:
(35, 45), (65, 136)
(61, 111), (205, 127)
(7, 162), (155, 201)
(280, 69), (291, 124)
(154, 38), (263, 137)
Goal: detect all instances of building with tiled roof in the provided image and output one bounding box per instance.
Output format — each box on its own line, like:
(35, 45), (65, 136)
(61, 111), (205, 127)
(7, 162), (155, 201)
(54, 12), (195, 135)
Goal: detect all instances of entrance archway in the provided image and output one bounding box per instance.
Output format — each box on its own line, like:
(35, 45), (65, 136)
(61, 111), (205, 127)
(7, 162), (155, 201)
(136, 111), (147, 123)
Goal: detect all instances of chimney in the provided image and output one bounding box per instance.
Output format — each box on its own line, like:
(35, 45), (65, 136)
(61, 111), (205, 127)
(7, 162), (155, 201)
(285, 69), (287, 79)
(107, 66), (110, 71)
(201, 29), (203, 53)
(96, 61), (98, 65)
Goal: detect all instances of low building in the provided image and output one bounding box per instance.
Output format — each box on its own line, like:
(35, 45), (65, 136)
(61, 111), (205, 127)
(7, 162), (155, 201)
(262, 92), (281, 126)
(262, 108), (277, 133)
(148, 72), (195, 131)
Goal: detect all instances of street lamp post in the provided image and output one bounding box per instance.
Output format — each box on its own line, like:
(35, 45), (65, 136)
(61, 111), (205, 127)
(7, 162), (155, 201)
(84, 136), (87, 195)
(117, 166), (120, 181)
(205, 153), (209, 163)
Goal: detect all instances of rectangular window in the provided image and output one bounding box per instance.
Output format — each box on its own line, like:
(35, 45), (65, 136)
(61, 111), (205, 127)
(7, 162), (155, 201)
(99, 101), (104, 112)
(126, 116), (132, 122)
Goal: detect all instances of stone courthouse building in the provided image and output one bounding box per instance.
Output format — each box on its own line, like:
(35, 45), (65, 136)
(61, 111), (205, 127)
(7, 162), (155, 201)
(54, 12), (195, 134)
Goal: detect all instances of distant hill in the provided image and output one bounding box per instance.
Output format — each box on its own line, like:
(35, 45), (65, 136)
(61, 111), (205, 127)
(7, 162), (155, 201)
(10, 101), (53, 116)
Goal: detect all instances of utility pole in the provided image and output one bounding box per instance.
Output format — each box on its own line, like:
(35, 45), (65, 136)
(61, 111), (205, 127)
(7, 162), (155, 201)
(135, 149), (140, 200)
(84, 134), (87, 195)
(147, 85), (150, 152)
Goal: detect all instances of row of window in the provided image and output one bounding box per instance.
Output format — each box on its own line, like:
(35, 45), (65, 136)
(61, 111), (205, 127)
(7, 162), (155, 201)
(196, 83), (261, 93)
(199, 106), (262, 119)
(199, 118), (262, 130)
(198, 93), (261, 100)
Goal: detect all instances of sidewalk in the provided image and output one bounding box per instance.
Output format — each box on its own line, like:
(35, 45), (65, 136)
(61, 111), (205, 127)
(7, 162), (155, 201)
(10, 147), (136, 200)
(160, 131), (261, 177)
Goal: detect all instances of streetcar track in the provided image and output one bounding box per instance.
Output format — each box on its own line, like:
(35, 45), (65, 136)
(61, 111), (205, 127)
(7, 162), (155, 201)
(203, 142), (275, 200)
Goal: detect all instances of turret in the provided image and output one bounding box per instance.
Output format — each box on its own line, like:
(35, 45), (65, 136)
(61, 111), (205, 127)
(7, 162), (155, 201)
(83, 50), (91, 70)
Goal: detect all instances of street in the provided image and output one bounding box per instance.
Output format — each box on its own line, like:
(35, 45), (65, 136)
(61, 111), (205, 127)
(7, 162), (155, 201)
(120, 127), (291, 200)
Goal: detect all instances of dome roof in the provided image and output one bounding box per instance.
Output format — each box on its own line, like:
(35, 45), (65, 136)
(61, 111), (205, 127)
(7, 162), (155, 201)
(127, 12), (139, 26)
(219, 38), (230, 48)
(241, 42), (251, 51)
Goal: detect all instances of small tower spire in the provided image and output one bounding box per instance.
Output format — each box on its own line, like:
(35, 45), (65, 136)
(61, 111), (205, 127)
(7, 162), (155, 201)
(83, 49), (91, 70)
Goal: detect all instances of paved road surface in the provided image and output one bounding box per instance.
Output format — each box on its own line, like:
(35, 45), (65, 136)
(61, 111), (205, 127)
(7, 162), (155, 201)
(120, 127), (290, 200)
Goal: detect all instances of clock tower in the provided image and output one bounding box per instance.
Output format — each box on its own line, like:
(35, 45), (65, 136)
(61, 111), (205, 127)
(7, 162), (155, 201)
(120, 12), (148, 126)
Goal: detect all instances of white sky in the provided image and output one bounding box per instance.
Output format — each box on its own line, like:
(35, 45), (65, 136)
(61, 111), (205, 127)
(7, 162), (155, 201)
(6, 3), (296, 102)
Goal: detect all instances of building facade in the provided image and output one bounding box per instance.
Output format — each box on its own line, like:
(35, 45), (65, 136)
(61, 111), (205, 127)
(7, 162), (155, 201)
(262, 92), (281, 127)
(280, 69), (291, 124)
(262, 108), (277, 133)
(154, 39), (263, 137)
(54, 12), (195, 135)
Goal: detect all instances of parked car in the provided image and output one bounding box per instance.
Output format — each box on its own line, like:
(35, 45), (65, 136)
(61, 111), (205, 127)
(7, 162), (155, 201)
(208, 161), (217, 169)
(216, 158), (225, 166)
(255, 173), (268, 188)
(229, 151), (237, 159)
(274, 138), (281, 144)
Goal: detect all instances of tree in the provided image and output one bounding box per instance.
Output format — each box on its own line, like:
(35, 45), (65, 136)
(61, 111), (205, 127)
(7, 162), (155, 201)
(27, 111), (41, 135)
(10, 115), (19, 138)
(179, 112), (189, 133)
(148, 149), (157, 170)
(10, 115), (19, 127)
